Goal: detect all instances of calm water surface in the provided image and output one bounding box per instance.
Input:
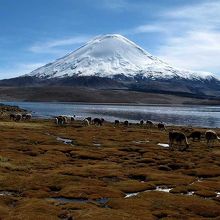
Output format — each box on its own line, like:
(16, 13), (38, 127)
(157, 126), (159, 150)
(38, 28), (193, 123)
(2, 102), (220, 128)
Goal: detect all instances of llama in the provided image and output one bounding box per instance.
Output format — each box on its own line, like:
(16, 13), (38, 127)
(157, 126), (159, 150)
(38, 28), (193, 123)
(15, 114), (22, 122)
(188, 131), (202, 141)
(56, 116), (66, 125)
(93, 118), (104, 126)
(158, 122), (166, 130)
(83, 118), (90, 126)
(123, 120), (129, 127)
(169, 131), (189, 151)
(86, 117), (92, 123)
(22, 113), (32, 120)
(114, 120), (120, 126)
(205, 130), (220, 147)
(10, 113), (16, 121)
(70, 115), (75, 122)
(146, 120), (154, 128)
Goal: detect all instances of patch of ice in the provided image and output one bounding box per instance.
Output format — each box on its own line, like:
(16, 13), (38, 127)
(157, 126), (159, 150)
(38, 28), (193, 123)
(47, 197), (109, 205)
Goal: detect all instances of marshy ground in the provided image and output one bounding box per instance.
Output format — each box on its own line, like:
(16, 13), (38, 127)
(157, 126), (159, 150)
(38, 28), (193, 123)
(0, 119), (219, 219)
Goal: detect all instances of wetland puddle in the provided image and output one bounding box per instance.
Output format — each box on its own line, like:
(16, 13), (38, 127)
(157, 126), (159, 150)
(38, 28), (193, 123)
(47, 197), (109, 206)
(45, 132), (75, 146)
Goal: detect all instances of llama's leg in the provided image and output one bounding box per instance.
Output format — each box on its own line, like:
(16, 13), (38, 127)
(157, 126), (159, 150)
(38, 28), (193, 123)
(177, 141), (180, 150)
(182, 139), (189, 151)
(207, 139), (209, 147)
(180, 140), (185, 151)
(169, 140), (174, 151)
(211, 139), (214, 147)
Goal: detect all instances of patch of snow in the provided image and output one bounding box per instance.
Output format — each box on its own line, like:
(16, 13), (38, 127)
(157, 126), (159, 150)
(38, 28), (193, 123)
(56, 137), (73, 145)
(125, 192), (140, 198)
(155, 186), (173, 193)
(186, 191), (195, 196)
(158, 143), (170, 148)
(125, 186), (173, 198)
(0, 191), (13, 196)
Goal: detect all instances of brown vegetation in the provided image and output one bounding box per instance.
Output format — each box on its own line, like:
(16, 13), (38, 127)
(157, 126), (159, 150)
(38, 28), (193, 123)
(0, 117), (219, 219)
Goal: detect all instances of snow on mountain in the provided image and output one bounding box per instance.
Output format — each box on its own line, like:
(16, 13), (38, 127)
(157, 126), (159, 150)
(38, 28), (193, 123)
(27, 34), (216, 81)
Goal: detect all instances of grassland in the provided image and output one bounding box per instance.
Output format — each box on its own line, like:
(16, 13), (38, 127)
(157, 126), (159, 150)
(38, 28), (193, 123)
(0, 117), (219, 219)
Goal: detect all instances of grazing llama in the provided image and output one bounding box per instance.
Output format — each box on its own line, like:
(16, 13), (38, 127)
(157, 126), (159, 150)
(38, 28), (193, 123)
(188, 131), (202, 141)
(205, 130), (220, 147)
(169, 131), (189, 151)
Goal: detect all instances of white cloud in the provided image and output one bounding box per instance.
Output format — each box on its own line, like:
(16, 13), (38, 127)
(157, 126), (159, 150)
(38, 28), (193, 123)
(0, 62), (46, 79)
(134, 24), (167, 34)
(118, 1), (220, 75)
(165, 0), (220, 25)
(151, 0), (220, 75)
(157, 31), (220, 73)
(121, 24), (168, 35)
(29, 36), (90, 54)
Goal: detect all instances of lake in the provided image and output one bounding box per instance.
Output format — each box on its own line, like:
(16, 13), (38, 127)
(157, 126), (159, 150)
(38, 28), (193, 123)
(2, 102), (220, 128)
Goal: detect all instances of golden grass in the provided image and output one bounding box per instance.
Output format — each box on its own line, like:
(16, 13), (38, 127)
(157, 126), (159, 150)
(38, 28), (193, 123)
(0, 119), (219, 219)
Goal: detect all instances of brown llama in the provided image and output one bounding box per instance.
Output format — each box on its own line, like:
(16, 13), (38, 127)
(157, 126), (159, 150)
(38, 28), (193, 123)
(114, 120), (120, 126)
(188, 131), (202, 141)
(158, 122), (166, 130)
(93, 118), (104, 126)
(146, 120), (154, 128)
(205, 130), (220, 147)
(169, 131), (189, 151)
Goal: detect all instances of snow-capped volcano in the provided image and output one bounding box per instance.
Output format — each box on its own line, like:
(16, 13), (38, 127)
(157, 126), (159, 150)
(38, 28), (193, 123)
(1, 34), (219, 102)
(27, 34), (216, 81)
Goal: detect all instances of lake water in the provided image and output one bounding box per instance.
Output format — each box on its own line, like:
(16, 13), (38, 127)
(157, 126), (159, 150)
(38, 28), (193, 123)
(2, 101), (220, 128)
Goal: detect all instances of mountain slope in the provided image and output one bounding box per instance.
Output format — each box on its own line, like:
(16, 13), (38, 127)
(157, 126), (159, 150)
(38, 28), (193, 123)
(27, 34), (217, 81)
(0, 34), (219, 102)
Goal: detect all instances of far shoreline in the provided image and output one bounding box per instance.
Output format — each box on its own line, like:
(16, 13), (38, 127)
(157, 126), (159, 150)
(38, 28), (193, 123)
(1, 100), (220, 107)
(1, 101), (220, 128)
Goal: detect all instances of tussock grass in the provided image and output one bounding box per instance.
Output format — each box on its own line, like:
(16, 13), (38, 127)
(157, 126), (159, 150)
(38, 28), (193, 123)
(0, 119), (219, 219)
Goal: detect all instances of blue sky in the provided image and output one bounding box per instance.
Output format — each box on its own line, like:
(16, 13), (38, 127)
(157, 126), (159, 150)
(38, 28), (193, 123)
(0, 0), (220, 79)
